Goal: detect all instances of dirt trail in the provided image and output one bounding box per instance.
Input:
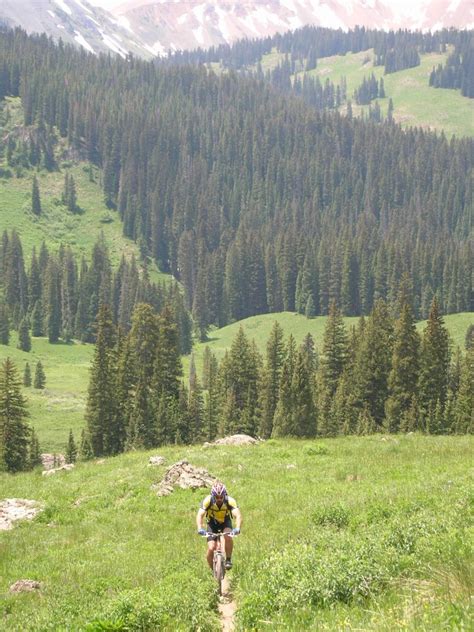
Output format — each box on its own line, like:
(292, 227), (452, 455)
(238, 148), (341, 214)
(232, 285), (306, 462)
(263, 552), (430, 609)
(219, 575), (237, 632)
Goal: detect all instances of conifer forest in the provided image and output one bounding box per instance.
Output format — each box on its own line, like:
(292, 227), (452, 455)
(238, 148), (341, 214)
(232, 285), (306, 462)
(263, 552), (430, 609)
(0, 24), (472, 471)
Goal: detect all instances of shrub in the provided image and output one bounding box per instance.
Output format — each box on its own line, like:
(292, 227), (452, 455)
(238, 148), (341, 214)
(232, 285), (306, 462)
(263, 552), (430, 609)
(312, 504), (350, 529)
(304, 444), (328, 456)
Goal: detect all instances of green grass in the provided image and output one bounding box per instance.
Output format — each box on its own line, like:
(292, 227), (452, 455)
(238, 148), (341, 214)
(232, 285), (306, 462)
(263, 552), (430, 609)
(0, 98), (170, 284)
(254, 47), (473, 138)
(0, 331), (94, 452)
(0, 435), (472, 630)
(302, 48), (474, 138)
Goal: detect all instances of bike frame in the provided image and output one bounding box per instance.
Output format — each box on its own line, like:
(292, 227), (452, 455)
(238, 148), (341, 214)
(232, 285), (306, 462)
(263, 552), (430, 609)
(203, 531), (234, 596)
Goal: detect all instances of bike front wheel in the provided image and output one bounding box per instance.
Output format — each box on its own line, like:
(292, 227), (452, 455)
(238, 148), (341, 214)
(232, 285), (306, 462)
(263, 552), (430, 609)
(213, 553), (225, 595)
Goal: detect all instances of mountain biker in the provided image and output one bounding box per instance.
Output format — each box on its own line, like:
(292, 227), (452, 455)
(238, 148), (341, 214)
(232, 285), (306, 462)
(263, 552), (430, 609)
(196, 481), (242, 570)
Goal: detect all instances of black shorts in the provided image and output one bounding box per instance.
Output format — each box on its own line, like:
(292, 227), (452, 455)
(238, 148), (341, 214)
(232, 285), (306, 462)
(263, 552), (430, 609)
(207, 516), (232, 540)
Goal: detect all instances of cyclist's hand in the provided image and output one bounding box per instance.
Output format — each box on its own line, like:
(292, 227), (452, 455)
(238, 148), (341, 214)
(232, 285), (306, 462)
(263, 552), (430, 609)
(198, 528), (207, 536)
(232, 528), (240, 536)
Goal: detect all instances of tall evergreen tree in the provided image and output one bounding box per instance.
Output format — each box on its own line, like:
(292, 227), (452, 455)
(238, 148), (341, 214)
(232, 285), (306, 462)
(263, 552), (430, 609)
(384, 302), (420, 432)
(33, 360), (46, 389)
(85, 304), (118, 456)
(31, 175), (42, 216)
(65, 429), (77, 463)
(418, 296), (450, 423)
(0, 357), (30, 472)
(29, 426), (42, 468)
(259, 321), (285, 438)
(23, 362), (31, 387)
(17, 317), (31, 352)
(0, 303), (9, 345)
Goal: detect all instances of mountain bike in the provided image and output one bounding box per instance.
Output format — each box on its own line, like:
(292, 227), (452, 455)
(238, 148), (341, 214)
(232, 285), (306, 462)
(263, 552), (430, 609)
(202, 531), (235, 596)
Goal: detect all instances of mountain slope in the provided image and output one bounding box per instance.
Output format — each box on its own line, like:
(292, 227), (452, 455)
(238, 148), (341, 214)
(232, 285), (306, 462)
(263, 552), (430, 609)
(112, 0), (474, 54)
(0, 0), (153, 58)
(2, 1), (473, 57)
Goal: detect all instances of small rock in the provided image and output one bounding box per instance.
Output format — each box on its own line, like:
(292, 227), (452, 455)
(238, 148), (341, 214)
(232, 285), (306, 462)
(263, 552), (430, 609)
(346, 474), (361, 482)
(0, 499), (43, 531)
(204, 434), (259, 447)
(41, 463), (74, 477)
(154, 460), (215, 497)
(41, 453), (65, 471)
(149, 456), (166, 466)
(9, 580), (41, 593)
(95, 459), (105, 465)
(286, 464), (296, 469)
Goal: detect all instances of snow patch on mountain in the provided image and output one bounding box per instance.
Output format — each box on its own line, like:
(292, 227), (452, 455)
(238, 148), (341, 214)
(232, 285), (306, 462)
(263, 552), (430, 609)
(74, 30), (95, 53)
(53, 0), (73, 16)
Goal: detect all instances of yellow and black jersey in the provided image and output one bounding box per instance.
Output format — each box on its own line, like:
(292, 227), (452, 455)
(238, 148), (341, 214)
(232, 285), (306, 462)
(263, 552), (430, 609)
(201, 495), (238, 524)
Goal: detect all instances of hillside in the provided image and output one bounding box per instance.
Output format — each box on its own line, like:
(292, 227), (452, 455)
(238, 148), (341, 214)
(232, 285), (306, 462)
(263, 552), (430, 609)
(1, 435), (472, 630)
(0, 97), (168, 283)
(295, 48), (473, 138)
(185, 311), (474, 377)
(0, 311), (470, 452)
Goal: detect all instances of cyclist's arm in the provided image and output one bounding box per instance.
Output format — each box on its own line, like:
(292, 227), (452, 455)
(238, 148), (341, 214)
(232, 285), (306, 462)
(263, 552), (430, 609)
(196, 507), (206, 530)
(232, 507), (242, 530)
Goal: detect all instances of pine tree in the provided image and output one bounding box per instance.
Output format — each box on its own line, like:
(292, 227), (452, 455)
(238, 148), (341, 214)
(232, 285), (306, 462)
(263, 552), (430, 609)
(204, 350), (219, 441)
(354, 299), (394, 426)
(188, 355), (204, 442)
(0, 303), (9, 344)
(34, 360), (46, 389)
(259, 321), (285, 438)
(384, 302), (420, 432)
(31, 175), (42, 216)
(65, 429), (77, 463)
(320, 300), (349, 396)
(17, 317), (31, 352)
(23, 362), (31, 387)
(453, 346), (473, 433)
(0, 357), (30, 472)
(418, 296), (450, 420)
(290, 348), (316, 437)
(85, 304), (118, 456)
(29, 426), (42, 468)
(272, 335), (296, 437)
(31, 299), (44, 337)
(79, 429), (93, 461)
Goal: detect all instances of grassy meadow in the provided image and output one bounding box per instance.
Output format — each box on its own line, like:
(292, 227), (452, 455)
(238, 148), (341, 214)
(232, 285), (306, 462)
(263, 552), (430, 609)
(0, 434), (472, 630)
(256, 47), (473, 138)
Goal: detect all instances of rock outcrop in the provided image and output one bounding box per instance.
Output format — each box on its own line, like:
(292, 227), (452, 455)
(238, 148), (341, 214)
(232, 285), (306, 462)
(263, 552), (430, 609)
(153, 460), (214, 496)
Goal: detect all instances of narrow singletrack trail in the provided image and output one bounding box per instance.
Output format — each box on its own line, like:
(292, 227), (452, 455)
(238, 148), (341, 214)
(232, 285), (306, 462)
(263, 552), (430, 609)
(218, 575), (236, 632)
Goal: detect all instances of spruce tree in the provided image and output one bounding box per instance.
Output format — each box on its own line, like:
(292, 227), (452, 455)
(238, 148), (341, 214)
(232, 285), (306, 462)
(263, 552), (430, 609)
(453, 346), (473, 434)
(354, 299), (394, 426)
(29, 426), (42, 468)
(0, 358), (30, 472)
(320, 300), (349, 396)
(418, 296), (450, 422)
(384, 302), (420, 432)
(259, 321), (285, 438)
(23, 362), (32, 387)
(79, 429), (93, 460)
(290, 348), (316, 437)
(0, 303), (10, 345)
(34, 360), (46, 389)
(31, 175), (42, 216)
(65, 429), (77, 463)
(85, 304), (118, 456)
(31, 299), (44, 337)
(272, 335), (296, 437)
(17, 317), (31, 352)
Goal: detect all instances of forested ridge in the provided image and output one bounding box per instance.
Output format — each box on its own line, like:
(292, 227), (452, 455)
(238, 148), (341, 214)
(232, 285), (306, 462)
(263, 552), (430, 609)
(0, 28), (472, 342)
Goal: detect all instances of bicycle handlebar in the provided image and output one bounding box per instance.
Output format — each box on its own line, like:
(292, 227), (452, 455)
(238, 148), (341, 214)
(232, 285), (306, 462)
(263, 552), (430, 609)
(199, 531), (238, 538)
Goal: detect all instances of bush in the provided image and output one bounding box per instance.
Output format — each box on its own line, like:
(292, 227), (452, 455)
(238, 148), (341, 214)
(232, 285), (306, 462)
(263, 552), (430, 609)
(304, 444), (328, 456)
(312, 504), (350, 529)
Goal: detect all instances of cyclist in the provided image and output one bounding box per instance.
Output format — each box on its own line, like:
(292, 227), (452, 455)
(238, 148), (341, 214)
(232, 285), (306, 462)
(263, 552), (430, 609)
(196, 481), (242, 570)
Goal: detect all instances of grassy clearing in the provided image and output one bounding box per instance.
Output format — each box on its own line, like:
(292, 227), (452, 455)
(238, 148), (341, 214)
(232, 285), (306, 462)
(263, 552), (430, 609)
(0, 434), (472, 630)
(304, 48), (474, 138)
(255, 47), (473, 138)
(0, 331), (93, 452)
